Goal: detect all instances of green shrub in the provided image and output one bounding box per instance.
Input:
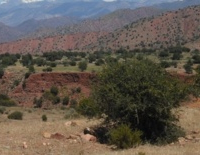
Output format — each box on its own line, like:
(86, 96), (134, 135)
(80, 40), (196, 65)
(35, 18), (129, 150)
(50, 62), (57, 67)
(52, 96), (60, 104)
(78, 61), (87, 71)
(8, 111), (23, 120)
(0, 94), (16, 107)
(0, 67), (4, 78)
(43, 67), (52, 72)
(50, 86), (59, 96)
(76, 87), (81, 93)
(70, 99), (78, 108)
(64, 108), (79, 119)
(109, 124), (142, 149)
(28, 65), (35, 73)
(62, 96), (69, 105)
(69, 61), (76, 66)
(33, 97), (43, 108)
(22, 81), (26, 89)
(42, 114), (47, 122)
(13, 80), (20, 87)
(25, 72), (31, 79)
(0, 107), (6, 114)
(78, 98), (99, 118)
(0, 100), (16, 107)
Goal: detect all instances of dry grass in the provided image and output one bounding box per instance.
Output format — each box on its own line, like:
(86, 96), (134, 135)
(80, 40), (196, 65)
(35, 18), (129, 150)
(1, 103), (200, 155)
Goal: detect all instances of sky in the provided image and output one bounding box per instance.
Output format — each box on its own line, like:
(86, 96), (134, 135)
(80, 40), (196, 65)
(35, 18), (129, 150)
(0, 0), (183, 3)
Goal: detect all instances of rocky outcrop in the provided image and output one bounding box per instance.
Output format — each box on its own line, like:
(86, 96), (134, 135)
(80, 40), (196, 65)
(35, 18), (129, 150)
(9, 72), (95, 107)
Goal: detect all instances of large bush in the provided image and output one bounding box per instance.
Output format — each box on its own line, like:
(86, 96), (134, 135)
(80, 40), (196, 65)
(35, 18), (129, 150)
(92, 60), (187, 143)
(8, 111), (23, 120)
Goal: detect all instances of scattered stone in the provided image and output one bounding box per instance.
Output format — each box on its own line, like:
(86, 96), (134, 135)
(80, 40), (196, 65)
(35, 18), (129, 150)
(51, 133), (65, 140)
(69, 139), (78, 144)
(178, 137), (186, 145)
(43, 132), (51, 139)
(43, 142), (47, 146)
(23, 142), (28, 149)
(185, 135), (193, 140)
(65, 121), (78, 127)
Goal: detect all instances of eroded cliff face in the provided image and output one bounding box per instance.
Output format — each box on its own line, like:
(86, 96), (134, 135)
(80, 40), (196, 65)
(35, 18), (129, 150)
(6, 72), (95, 107)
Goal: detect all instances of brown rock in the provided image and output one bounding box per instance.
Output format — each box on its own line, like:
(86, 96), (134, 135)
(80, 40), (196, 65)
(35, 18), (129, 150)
(81, 134), (97, 142)
(185, 135), (193, 140)
(43, 132), (51, 139)
(178, 137), (186, 145)
(23, 142), (28, 149)
(65, 121), (78, 127)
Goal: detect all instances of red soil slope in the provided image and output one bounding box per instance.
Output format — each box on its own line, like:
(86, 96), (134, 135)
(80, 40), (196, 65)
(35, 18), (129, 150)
(9, 72), (95, 107)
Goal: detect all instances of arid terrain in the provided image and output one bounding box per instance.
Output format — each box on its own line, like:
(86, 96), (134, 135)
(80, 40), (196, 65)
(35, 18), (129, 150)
(0, 100), (200, 155)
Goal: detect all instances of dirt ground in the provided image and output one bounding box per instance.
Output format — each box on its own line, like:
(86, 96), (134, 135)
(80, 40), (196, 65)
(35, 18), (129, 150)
(1, 101), (200, 155)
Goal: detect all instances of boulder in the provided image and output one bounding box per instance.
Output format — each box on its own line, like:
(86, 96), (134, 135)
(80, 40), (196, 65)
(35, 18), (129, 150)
(81, 134), (97, 142)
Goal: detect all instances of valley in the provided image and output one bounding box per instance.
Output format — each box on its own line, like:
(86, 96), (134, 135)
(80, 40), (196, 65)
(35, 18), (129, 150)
(1, 0), (200, 155)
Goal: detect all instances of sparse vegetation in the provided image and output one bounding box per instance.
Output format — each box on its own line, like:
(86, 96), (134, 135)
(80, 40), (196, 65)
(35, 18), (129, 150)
(0, 94), (16, 107)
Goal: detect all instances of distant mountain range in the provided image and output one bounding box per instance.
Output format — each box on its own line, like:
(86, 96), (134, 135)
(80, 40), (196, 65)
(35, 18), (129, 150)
(0, 0), (200, 26)
(0, 4), (200, 54)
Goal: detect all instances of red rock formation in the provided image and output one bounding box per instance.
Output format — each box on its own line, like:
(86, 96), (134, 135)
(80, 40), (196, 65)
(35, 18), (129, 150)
(10, 72), (95, 107)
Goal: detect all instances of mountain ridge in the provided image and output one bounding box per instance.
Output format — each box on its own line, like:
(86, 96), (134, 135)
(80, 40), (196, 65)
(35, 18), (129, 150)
(0, 5), (200, 54)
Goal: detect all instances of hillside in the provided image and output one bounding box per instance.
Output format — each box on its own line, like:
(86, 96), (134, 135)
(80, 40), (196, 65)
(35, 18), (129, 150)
(16, 16), (79, 34)
(0, 32), (107, 54)
(0, 5), (200, 54)
(0, 22), (22, 43)
(86, 5), (200, 51)
(24, 7), (163, 40)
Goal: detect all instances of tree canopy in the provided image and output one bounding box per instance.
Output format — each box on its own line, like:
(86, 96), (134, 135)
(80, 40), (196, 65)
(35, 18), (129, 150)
(92, 59), (187, 143)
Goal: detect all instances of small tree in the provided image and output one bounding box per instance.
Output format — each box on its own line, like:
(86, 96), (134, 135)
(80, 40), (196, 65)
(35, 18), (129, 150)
(93, 60), (187, 144)
(184, 59), (193, 74)
(78, 61), (87, 72)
